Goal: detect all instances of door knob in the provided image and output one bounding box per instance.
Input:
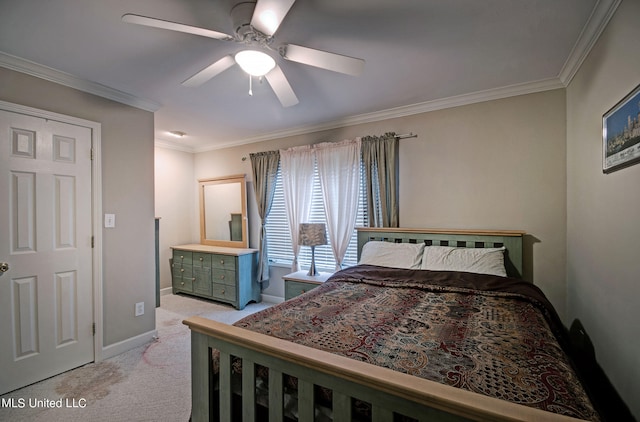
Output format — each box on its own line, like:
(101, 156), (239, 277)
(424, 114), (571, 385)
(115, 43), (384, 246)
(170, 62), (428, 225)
(0, 262), (9, 273)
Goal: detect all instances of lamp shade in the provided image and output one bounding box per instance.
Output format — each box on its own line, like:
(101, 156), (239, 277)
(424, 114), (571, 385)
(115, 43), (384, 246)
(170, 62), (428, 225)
(298, 223), (327, 247)
(234, 50), (276, 77)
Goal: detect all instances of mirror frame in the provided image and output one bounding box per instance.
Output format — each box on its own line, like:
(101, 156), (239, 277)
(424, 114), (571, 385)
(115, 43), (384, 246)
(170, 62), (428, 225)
(199, 174), (248, 248)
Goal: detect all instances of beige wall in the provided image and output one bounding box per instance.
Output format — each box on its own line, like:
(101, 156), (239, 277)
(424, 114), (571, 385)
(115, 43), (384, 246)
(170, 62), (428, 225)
(0, 67), (156, 350)
(155, 146), (196, 290)
(191, 89), (568, 315)
(566, 0), (640, 417)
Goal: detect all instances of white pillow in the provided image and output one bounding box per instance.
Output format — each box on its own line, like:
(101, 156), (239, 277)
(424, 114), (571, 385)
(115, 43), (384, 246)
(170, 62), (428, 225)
(421, 246), (507, 277)
(359, 241), (425, 269)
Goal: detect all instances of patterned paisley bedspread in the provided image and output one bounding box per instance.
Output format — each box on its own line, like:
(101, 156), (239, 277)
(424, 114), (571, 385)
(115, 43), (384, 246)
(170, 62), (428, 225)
(232, 265), (599, 421)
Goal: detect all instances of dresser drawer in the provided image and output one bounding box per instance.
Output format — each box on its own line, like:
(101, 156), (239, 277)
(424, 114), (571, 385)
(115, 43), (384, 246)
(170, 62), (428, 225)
(173, 266), (193, 292)
(173, 265), (192, 279)
(212, 269), (236, 286)
(192, 267), (212, 296)
(173, 250), (193, 266)
(211, 283), (237, 302)
(210, 254), (236, 271)
(175, 277), (193, 292)
(193, 252), (211, 267)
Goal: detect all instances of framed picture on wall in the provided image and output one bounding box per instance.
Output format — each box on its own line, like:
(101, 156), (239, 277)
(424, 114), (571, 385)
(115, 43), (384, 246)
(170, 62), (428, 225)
(602, 83), (640, 173)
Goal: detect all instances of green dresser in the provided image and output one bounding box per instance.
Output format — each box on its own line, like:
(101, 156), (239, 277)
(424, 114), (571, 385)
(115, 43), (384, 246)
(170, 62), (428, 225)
(171, 244), (260, 310)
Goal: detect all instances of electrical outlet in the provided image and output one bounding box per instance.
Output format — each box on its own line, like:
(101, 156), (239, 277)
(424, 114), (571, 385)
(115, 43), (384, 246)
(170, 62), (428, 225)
(135, 302), (144, 317)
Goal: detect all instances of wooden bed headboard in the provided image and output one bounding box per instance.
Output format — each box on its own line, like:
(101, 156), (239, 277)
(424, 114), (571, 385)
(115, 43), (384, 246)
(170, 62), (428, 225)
(356, 227), (525, 279)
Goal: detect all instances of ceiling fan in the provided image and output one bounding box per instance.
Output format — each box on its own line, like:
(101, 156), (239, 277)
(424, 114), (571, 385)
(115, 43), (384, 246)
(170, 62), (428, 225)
(122, 0), (365, 107)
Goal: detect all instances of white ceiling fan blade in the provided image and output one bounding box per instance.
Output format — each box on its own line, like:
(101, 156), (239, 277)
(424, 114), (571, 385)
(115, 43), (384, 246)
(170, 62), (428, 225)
(122, 14), (234, 41)
(282, 44), (365, 76)
(182, 55), (236, 87)
(265, 66), (299, 107)
(250, 0), (296, 36)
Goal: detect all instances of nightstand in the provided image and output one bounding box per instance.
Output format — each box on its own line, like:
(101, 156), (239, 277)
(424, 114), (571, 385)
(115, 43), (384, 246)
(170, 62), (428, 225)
(283, 270), (332, 300)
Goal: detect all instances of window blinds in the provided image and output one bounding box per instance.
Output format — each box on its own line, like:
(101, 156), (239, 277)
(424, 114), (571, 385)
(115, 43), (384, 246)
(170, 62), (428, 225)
(266, 160), (367, 271)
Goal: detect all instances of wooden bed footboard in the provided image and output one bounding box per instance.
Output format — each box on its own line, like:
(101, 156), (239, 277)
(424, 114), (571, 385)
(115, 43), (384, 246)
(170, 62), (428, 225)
(184, 316), (586, 422)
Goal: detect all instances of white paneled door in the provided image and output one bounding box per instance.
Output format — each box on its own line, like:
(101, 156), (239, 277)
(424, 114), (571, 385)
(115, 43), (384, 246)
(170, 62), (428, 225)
(0, 109), (94, 394)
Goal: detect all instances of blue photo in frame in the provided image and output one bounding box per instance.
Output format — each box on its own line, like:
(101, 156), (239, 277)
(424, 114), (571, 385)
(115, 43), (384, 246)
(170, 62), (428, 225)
(603, 84), (640, 173)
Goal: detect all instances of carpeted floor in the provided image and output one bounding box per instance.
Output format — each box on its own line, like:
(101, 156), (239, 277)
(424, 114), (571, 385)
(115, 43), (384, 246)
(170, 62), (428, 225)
(0, 294), (273, 422)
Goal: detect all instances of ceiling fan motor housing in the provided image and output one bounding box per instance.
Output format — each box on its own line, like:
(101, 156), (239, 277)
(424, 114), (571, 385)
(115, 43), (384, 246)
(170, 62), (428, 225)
(231, 1), (258, 41)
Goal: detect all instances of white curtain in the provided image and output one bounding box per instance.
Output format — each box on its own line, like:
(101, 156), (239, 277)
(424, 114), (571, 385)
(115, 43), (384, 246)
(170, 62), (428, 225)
(280, 145), (315, 271)
(315, 138), (362, 271)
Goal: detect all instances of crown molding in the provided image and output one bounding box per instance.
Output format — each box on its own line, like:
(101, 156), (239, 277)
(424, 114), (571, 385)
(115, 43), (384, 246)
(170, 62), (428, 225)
(193, 77), (565, 153)
(154, 139), (196, 153)
(0, 51), (162, 112)
(558, 0), (622, 85)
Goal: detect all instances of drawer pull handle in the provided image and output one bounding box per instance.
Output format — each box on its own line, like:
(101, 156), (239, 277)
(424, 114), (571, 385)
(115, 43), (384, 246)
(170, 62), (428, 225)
(301, 290), (306, 293)
(192, 278), (196, 281)
(181, 282), (184, 286)
(199, 257), (203, 261)
(221, 289), (225, 294)
(220, 275), (225, 280)
(220, 260), (225, 265)
(180, 255), (184, 259)
(180, 268), (184, 272)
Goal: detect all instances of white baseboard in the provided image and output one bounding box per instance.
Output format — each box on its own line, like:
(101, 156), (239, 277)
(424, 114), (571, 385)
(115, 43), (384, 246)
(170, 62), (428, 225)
(160, 287), (173, 296)
(261, 293), (284, 304)
(101, 329), (158, 360)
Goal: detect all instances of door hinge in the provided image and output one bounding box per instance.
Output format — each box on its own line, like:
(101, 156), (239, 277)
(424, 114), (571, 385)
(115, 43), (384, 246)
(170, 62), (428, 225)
(90, 148), (94, 160)
(92, 323), (96, 336)
(91, 236), (94, 248)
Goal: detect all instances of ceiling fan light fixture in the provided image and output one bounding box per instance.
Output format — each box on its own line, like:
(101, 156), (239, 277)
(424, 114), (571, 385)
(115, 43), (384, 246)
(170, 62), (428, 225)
(235, 50), (276, 77)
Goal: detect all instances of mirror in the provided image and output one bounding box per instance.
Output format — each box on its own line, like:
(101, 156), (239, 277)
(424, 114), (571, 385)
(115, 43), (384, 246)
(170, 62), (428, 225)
(199, 174), (248, 248)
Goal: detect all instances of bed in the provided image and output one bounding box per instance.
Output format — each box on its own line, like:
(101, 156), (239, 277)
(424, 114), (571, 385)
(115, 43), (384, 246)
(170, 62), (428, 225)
(184, 228), (600, 421)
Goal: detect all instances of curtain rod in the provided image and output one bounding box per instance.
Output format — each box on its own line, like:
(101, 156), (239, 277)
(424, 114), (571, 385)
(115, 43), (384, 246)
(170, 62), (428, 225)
(244, 132), (418, 160)
(395, 132), (417, 139)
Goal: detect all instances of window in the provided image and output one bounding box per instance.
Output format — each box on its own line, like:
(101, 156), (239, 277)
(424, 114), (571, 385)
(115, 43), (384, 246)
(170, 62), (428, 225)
(265, 162), (367, 271)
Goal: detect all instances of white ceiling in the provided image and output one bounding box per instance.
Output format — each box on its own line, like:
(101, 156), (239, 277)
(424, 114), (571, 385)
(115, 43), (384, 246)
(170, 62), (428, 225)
(0, 0), (617, 152)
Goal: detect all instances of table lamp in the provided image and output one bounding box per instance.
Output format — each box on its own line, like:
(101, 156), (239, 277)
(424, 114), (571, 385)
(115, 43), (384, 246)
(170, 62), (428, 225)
(298, 223), (327, 276)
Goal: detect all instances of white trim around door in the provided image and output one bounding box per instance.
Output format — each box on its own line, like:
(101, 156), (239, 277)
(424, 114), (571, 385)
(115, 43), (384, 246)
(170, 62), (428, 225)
(0, 99), (103, 363)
